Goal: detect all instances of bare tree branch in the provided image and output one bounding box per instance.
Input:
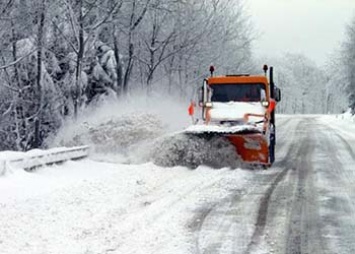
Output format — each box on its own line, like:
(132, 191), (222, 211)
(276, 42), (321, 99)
(0, 50), (35, 70)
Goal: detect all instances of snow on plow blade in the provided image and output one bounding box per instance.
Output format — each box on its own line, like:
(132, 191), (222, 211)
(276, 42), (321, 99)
(184, 124), (260, 135)
(184, 125), (269, 166)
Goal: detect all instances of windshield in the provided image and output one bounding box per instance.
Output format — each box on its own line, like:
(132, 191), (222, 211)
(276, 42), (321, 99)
(210, 83), (266, 102)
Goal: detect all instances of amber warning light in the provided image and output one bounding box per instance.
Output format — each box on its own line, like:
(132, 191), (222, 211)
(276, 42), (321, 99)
(209, 65), (215, 76)
(263, 64), (268, 75)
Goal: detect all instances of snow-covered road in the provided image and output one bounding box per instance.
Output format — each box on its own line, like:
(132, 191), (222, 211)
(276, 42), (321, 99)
(1, 115), (355, 254)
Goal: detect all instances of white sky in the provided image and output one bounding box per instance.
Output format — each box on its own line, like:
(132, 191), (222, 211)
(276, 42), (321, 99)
(247, 0), (355, 66)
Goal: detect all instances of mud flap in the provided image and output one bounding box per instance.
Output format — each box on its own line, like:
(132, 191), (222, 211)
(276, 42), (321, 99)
(269, 132), (275, 164)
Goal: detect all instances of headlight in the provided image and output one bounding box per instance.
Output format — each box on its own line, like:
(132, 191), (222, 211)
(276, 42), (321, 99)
(261, 101), (269, 107)
(205, 102), (213, 108)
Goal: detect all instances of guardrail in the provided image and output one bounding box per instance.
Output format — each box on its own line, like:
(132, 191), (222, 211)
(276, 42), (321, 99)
(0, 146), (90, 175)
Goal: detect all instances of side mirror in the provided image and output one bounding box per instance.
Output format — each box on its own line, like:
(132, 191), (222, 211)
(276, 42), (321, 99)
(199, 79), (209, 107)
(274, 87), (281, 102)
(198, 86), (203, 106)
(260, 89), (266, 101)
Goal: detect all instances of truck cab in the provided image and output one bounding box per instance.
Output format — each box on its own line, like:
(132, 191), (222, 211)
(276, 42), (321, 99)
(188, 66), (281, 167)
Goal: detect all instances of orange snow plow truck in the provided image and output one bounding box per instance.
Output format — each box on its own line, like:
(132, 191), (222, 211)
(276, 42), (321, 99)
(186, 65), (281, 167)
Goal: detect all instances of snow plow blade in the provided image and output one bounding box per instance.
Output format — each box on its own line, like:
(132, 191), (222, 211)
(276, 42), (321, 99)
(226, 133), (269, 166)
(184, 125), (270, 166)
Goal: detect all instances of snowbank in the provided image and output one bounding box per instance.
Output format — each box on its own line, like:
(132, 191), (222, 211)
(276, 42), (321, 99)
(0, 158), (249, 254)
(338, 108), (355, 122)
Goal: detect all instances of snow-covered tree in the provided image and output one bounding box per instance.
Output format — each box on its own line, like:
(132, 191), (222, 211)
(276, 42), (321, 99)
(0, 0), (255, 151)
(341, 15), (355, 114)
(269, 53), (328, 114)
(323, 53), (348, 114)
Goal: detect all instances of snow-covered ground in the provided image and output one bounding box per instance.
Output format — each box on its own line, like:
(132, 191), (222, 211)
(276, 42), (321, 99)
(2, 99), (355, 253)
(0, 94), (245, 254)
(0, 159), (254, 254)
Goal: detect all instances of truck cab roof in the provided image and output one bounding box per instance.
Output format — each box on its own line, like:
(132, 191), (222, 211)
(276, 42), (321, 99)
(207, 75), (269, 85)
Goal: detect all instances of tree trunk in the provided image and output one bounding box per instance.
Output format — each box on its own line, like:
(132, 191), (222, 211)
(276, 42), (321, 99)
(34, 0), (46, 148)
(123, 0), (151, 93)
(74, 0), (84, 118)
(113, 29), (123, 95)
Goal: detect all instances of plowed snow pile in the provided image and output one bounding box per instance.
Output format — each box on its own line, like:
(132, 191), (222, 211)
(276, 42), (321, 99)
(143, 133), (241, 169)
(51, 112), (164, 155)
(49, 93), (241, 168)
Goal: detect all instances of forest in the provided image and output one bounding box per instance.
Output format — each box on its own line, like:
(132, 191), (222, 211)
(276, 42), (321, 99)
(0, 0), (354, 151)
